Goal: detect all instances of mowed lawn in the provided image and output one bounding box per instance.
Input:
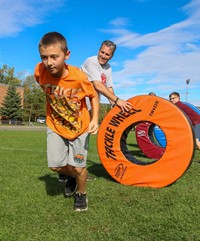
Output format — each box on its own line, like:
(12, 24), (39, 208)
(0, 128), (200, 241)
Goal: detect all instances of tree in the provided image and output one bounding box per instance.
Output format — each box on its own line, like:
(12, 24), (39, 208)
(0, 65), (46, 122)
(0, 64), (21, 85)
(0, 85), (22, 120)
(99, 103), (111, 123)
(22, 75), (46, 122)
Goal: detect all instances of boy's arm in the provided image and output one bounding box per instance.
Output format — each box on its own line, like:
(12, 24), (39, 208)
(88, 90), (99, 135)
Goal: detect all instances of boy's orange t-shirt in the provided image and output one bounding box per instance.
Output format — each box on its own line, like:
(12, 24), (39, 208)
(34, 63), (96, 140)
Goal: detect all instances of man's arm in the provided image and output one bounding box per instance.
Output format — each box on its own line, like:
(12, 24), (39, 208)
(92, 80), (132, 112)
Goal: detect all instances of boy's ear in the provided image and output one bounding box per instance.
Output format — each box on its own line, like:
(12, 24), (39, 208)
(65, 50), (70, 60)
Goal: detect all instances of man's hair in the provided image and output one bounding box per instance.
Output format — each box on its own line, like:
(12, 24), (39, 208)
(39, 32), (68, 52)
(169, 92), (180, 99)
(100, 40), (117, 54)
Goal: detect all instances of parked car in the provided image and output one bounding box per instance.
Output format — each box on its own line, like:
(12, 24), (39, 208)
(36, 117), (46, 124)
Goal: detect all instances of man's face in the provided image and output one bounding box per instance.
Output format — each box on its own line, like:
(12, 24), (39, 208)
(39, 43), (70, 77)
(170, 95), (180, 103)
(97, 44), (114, 66)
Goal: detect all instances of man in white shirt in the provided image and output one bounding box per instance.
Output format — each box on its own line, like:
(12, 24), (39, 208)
(81, 40), (132, 111)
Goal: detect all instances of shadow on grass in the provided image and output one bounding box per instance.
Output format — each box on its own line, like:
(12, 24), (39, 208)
(126, 143), (148, 158)
(38, 174), (65, 197)
(86, 144), (150, 181)
(38, 156), (131, 195)
(87, 159), (114, 181)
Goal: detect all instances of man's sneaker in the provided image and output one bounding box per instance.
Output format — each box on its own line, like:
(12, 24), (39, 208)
(87, 174), (96, 181)
(73, 193), (88, 211)
(58, 174), (68, 183)
(64, 177), (77, 197)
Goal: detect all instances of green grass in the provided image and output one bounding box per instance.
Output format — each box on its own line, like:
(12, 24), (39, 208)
(0, 129), (200, 241)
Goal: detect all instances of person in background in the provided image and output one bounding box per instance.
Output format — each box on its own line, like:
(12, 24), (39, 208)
(149, 92), (156, 96)
(169, 92), (200, 150)
(34, 32), (99, 211)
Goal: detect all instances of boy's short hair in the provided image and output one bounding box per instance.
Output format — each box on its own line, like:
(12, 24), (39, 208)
(39, 32), (68, 53)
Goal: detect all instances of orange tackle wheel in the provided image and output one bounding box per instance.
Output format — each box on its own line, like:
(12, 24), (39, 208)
(97, 95), (195, 188)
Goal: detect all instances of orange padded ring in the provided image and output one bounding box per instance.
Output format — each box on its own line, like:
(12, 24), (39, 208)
(97, 95), (195, 188)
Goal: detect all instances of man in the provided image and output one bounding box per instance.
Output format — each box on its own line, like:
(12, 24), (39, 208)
(169, 92), (200, 150)
(81, 40), (132, 111)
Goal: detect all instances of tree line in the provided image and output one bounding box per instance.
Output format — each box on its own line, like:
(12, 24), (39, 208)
(0, 64), (110, 123)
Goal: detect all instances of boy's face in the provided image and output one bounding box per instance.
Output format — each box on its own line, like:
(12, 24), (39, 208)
(97, 44), (113, 66)
(170, 95), (180, 104)
(39, 43), (70, 77)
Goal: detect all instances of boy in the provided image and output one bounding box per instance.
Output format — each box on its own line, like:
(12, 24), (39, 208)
(34, 32), (99, 211)
(169, 92), (200, 150)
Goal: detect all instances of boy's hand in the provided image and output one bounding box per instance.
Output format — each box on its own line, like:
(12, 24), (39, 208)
(88, 121), (99, 135)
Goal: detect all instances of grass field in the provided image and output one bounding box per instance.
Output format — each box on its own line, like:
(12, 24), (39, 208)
(0, 128), (200, 241)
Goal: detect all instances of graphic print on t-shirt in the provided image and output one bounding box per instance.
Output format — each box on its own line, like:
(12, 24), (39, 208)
(46, 86), (82, 133)
(101, 73), (107, 85)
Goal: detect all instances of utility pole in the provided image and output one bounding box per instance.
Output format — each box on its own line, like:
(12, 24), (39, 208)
(186, 79), (190, 102)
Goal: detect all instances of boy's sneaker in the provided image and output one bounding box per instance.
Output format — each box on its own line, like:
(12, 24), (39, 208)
(74, 193), (88, 211)
(58, 174), (68, 183)
(64, 177), (77, 197)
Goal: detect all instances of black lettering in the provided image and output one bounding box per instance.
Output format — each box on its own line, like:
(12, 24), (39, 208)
(106, 126), (115, 135)
(128, 108), (142, 115)
(109, 118), (120, 127)
(105, 146), (116, 160)
(149, 101), (159, 116)
(113, 114), (126, 122)
(109, 108), (142, 127)
(104, 140), (113, 148)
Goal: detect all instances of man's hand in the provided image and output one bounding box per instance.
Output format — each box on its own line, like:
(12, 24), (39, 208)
(116, 99), (132, 112)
